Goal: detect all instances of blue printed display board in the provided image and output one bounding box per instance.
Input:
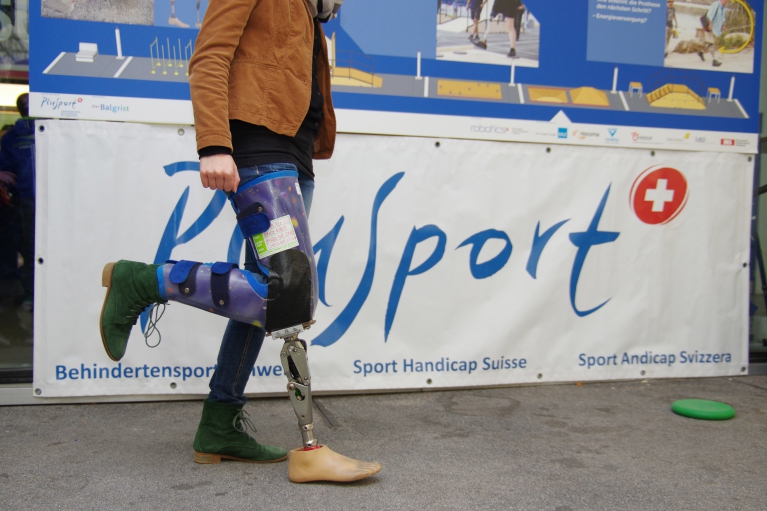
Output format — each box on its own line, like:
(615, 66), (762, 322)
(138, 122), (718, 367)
(29, 0), (762, 148)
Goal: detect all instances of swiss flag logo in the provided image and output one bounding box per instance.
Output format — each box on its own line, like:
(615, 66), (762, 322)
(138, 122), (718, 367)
(630, 166), (688, 225)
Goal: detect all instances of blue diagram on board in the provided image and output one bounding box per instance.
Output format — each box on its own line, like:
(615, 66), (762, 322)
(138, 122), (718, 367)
(29, 0), (763, 134)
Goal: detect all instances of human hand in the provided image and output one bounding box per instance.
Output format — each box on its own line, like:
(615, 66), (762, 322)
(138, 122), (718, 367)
(200, 153), (240, 192)
(0, 171), (16, 186)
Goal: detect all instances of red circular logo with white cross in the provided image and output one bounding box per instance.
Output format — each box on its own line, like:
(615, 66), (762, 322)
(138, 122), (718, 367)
(630, 166), (688, 225)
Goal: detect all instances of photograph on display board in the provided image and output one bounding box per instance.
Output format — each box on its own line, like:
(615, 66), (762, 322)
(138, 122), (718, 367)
(0, 1), (29, 79)
(436, 0), (540, 68)
(41, 0), (211, 28)
(154, 0), (208, 29)
(587, 0), (755, 74)
(41, 0), (154, 25)
(663, 0), (755, 74)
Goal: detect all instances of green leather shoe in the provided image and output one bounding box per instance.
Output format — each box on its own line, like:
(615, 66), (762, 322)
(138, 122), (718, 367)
(99, 260), (165, 361)
(193, 399), (288, 464)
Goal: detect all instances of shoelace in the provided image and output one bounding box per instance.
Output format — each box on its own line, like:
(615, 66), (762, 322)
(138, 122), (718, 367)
(233, 408), (258, 434)
(143, 303), (166, 349)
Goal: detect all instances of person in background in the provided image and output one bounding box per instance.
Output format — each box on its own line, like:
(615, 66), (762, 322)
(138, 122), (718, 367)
(665, 0), (678, 57)
(0, 123), (19, 347)
(468, 0), (486, 43)
(0, 94), (35, 345)
(698, 0), (728, 67)
(477, 0), (524, 57)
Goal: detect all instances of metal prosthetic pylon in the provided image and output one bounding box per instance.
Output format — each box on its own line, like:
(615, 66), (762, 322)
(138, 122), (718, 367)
(278, 329), (317, 449)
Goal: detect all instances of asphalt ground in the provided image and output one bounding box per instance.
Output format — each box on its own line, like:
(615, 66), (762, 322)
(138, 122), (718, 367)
(1, 375), (765, 510)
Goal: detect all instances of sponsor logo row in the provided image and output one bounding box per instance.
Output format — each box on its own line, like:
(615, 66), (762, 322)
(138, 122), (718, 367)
(469, 122), (752, 150)
(37, 94), (754, 151)
(38, 95), (130, 118)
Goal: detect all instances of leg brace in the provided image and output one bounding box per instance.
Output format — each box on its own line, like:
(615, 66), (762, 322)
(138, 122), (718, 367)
(158, 171), (317, 334)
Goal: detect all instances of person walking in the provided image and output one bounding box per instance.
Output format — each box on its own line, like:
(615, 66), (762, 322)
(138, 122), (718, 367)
(98, 0), (382, 483)
(698, 0), (728, 67)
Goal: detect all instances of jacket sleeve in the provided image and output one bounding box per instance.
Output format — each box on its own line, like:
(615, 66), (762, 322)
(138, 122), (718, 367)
(189, 0), (258, 152)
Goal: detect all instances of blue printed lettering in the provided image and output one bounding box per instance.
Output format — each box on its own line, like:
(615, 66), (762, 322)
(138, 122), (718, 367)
(457, 229), (512, 279)
(568, 186), (620, 317)
(150, 167), (624, 349)
(385, 224), (446, 341)
(527, 220), (569, 278)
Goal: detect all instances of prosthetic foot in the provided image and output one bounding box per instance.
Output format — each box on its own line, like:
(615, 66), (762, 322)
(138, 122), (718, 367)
(279, 333), (382, 483)
(288, 446), (383, 483)
(168, 0), (189, 28)
(168, 16), (190, 28)
(99, 171), (315, 361)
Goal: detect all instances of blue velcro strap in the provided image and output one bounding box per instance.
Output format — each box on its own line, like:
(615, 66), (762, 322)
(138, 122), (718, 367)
(237, 213), (271, 238)
(170, 260), (202, 297)
(169, 260), (198, 284)
(156, 266), (167, 301)
(211, 262), (238, 275)
(210, 262), (238, 308)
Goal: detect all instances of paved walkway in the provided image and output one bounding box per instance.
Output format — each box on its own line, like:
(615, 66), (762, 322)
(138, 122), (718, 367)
(2, 376), (765, 510)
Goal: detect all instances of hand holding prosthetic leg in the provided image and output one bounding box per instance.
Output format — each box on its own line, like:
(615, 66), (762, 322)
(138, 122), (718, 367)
(99, 171), (381, 481)
(99, 171), (315, 361)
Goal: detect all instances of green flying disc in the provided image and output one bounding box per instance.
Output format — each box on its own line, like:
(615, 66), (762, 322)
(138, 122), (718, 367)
(671, 399), (735, 420)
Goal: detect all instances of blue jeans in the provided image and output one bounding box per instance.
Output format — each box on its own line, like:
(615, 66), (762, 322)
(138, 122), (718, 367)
(208, 163), (314, 405)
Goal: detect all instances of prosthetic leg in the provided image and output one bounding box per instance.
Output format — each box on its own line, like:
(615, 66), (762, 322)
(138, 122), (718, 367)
(168, 0), (190, 27)
(99, 171), (381, 481)
(232, 171), (381, 482)
(280, 333), (382, 483)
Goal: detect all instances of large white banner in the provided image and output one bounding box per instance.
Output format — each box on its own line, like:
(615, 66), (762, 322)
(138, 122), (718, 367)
(34, 120), (752, 398)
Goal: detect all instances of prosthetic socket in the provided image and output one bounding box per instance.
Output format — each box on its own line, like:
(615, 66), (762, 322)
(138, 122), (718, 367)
(159, 171), (319, 448)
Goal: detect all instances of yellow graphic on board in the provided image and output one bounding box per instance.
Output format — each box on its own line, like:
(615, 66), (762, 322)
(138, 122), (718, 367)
(527, 87), (569, 104)
(647, 84), (705, 110)
(570, 86), (609, 107)
(331, 67), (383, 87)
(437, 80), (503, 99)
(328, 32), (383, 88)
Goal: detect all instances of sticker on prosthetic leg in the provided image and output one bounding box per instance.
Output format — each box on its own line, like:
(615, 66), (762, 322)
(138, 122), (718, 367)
(252, 215), (299, 259)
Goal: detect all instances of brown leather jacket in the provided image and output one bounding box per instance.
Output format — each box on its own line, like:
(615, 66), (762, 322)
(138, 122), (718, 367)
(189, 0), (336, 159)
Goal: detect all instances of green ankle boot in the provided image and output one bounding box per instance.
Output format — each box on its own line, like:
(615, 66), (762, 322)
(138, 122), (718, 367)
(99, 260), (166, 361)
(193, 399), (288, 464)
